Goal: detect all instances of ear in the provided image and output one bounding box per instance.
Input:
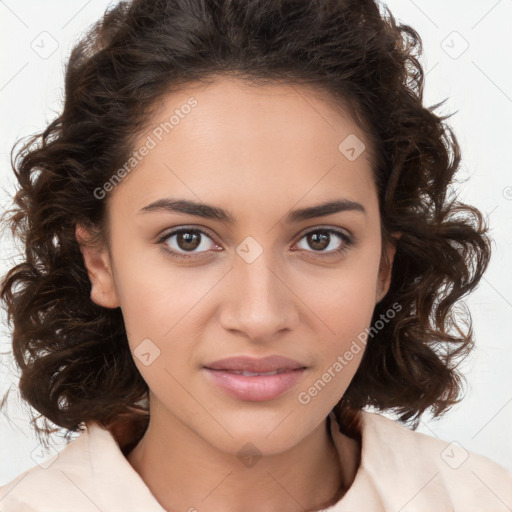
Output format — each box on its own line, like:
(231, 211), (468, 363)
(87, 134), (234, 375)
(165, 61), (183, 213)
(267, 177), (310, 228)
(75, 224), (120, 309)
(376, 232), (401, 303)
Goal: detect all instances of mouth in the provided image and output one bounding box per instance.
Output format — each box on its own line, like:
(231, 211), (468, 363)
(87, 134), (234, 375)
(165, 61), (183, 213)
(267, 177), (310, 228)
(209, 368), (301, 376)
(204, 354), (307, 373)
(202, 355), (308, 401)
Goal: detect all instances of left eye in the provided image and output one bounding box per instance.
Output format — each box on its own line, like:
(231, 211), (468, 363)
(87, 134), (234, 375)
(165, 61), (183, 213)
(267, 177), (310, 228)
(295, 229), (351, 254)
(158, 227), (353, 259)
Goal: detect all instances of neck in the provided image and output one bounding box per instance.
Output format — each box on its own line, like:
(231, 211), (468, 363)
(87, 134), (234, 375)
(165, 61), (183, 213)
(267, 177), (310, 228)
(126, 407), (360, 512)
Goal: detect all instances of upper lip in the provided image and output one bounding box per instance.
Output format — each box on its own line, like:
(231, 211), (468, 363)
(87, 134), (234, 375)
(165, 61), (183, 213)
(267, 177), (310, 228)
(204, 355), (307, 373)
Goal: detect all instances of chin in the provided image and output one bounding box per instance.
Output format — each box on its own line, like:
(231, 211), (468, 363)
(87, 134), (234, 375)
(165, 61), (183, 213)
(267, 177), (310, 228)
(198, 408), (311, 453)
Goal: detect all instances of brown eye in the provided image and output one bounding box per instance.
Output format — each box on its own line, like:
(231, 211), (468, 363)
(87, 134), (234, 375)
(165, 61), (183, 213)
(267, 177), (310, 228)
(158, 228), (219, 259)
(176, 232), (201, 251)
(295, 228), (353, 256)
(306, 232), (330, 251)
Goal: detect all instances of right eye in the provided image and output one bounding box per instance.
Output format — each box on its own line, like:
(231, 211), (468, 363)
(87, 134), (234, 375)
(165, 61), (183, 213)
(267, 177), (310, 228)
(157, 227), (221, 260)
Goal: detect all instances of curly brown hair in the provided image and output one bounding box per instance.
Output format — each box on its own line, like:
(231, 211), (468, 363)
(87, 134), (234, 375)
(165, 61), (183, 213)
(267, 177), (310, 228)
(0, 0), (492, 449)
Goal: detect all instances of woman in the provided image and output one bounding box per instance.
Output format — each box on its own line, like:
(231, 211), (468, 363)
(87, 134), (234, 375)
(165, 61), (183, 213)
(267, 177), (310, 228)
(0, 0), (510, 510)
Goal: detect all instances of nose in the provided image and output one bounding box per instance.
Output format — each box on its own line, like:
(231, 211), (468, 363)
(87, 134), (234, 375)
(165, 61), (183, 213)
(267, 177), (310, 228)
(219, 251), (300, 342)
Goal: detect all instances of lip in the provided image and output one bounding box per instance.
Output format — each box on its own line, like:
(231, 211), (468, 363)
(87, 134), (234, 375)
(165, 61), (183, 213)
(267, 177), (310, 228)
(203, 367), (307, 401)
(204, 355), (306, 373)
(203, 355), (308, 402)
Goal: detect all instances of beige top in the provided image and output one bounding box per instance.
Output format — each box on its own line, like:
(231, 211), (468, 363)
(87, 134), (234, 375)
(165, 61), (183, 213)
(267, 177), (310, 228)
(1, 410), (511, 511)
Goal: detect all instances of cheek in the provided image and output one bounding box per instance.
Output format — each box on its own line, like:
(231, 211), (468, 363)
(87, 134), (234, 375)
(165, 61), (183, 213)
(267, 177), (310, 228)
(290, 254), (380, 401)
(296, 253), (380, 335)
(111, 238), (195, 325)
(297, 276), (377, 407)
(113, 258), (207, 398)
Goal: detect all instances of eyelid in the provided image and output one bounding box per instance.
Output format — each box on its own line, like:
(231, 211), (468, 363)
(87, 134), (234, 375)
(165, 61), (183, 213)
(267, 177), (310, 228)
(156, 224), (219, 243)
(295, 224), (353, 241)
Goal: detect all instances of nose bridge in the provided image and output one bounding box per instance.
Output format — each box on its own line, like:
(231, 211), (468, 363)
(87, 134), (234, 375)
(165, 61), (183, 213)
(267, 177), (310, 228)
(222, 243), (297, 339)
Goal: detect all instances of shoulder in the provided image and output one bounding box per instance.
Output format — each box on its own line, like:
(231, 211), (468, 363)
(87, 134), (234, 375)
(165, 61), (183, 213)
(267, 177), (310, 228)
(0, 425), (97, 511)
(0, 422), (165, 512)
(356, 411), (512, 511)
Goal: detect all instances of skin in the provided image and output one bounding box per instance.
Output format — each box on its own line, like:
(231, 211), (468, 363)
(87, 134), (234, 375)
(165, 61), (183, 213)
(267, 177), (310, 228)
(76, 76), (398, 512)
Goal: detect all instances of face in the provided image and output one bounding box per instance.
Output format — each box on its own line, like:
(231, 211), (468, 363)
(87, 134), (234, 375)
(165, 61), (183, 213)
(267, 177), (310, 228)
(77, 76), (397, 456)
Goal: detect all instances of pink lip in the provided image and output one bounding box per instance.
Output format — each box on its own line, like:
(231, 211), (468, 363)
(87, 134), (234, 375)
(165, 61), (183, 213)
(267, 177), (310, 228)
(203, 355), (308, 402)
(204, 355), (306, 373)
(203, 367), (307, 401)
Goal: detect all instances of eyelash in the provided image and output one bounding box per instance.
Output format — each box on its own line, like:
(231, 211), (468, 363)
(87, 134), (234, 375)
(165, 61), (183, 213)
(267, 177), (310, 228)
(156, 226), (355, 261)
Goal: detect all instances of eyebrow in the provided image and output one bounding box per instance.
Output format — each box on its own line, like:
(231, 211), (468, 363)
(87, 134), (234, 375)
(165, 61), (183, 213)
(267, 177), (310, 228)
(138, 197), (366, 224)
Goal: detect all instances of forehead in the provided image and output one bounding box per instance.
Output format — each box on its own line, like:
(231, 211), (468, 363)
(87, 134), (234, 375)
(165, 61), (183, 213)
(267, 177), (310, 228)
(147, 76), (374, 162)
(108, 76), (378, 220)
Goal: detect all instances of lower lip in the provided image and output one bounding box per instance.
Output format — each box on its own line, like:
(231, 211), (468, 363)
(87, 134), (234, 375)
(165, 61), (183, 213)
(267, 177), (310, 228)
(203, 368), (306, 401)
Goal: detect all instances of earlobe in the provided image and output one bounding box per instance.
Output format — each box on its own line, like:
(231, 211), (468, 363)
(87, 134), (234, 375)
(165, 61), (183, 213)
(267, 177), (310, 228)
(75, 224), (120, 309)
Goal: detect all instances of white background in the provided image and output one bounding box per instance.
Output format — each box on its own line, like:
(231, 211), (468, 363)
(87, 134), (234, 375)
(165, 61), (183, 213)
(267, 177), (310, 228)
(0, 0), (511, 485)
